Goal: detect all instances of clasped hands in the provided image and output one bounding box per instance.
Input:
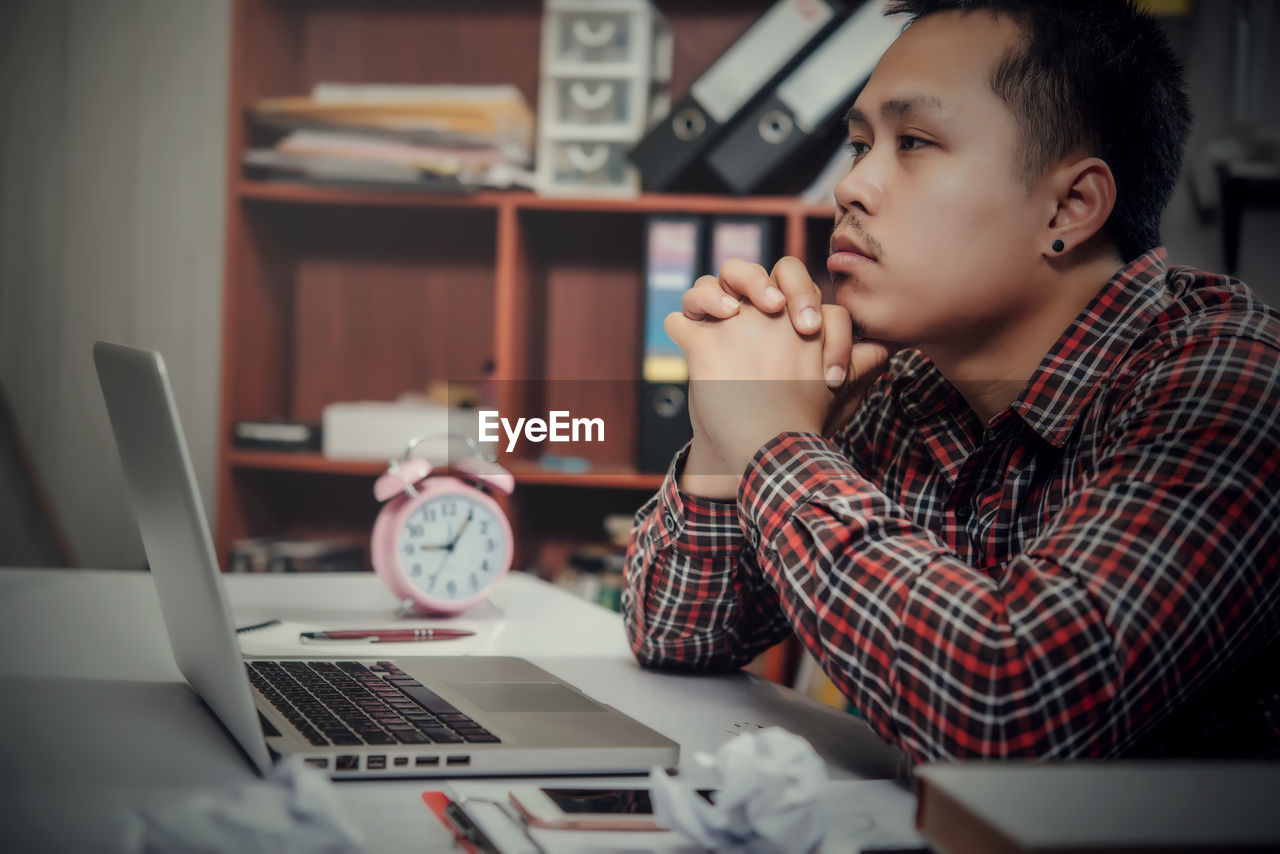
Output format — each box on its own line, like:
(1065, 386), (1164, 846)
(666, 257), (894, 496)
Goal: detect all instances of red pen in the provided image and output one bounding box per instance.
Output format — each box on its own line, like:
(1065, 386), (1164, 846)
(299, 628), (475, 642)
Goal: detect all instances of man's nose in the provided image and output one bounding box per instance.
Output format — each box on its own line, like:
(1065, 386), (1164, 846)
(833, 154), (884, 217)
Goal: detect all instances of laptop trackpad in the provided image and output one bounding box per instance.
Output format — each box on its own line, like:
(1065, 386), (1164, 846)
(452, 682), (604, 713)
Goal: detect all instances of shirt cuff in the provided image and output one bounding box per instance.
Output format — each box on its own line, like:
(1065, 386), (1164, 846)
(738, 432), (867, 553)
(649, 442), (745, 557)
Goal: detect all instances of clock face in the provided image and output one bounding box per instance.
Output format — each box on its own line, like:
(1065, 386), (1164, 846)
(395, 492), (508, 603)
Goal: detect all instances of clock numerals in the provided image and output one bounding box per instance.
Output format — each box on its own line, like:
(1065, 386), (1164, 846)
(396, 495), (507, 601)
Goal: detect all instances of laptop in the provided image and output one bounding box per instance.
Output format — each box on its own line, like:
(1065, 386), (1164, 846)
(93, 340), (679, 779)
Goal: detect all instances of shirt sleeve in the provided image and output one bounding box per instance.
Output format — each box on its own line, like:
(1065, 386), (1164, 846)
(621, 443), (793, 670)
(738, 336), (1280, 763)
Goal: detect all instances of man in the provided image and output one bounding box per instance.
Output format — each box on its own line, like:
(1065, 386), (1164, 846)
(622, 0), (1280, 762)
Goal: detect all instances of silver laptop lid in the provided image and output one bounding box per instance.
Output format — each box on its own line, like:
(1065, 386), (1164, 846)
(93, 341), (272, 775)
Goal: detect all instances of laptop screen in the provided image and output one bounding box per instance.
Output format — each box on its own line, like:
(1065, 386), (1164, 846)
(94, 341), (272, 775)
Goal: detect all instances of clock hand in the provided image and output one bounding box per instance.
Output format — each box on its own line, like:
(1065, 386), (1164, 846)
(434, 509), (476, 571)
(446, 507), (475, 548)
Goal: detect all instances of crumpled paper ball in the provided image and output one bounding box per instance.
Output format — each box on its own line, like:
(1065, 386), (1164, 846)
(650, 727), (828, 853)
(129, 755), (365, 854)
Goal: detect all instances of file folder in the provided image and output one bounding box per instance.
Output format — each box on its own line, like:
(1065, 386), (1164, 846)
(638, 215), (704, 473)
(629, 0), (846, 192)
(634, 215), (780, 474)
(706, 0), (902, 195)
(708, 215), (779, 276)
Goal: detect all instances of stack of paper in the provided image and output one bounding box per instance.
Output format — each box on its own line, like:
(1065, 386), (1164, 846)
(244, 83), (536, 191)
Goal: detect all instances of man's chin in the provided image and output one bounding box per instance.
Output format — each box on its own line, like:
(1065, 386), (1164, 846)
(844, 311), (900, 349)
(832, 287), (871, 339)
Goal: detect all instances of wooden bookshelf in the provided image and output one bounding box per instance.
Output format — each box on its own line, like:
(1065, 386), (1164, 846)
(215, 0), (842, 578)
(227, 449), (666, 491)
(238, 182), (835, 218)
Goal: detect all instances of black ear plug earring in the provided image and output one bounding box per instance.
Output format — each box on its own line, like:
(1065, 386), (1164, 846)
(1052, 239), (1065, 253)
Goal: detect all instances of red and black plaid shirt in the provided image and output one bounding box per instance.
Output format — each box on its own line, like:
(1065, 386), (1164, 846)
(623, 248), (1280, 763)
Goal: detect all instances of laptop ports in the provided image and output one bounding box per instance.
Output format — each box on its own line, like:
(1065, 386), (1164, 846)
(415, 756), (439, 767)
(335, 755), (359, 772)
(446, 755), (470, 767)
(366, 755), (386, 770)
(394, 757), (408, 767)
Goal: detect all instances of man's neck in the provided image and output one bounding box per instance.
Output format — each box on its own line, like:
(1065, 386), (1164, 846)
(924, 245), (1127, 427)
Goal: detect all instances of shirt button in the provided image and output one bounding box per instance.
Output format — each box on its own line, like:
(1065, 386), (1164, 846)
(662, 510), (677, 530)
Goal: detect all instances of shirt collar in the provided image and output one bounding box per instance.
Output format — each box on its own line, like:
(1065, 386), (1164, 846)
(895, 248), (1171, 447)
(895, 351), (963, 423)
(1011, 247), (1170, 447)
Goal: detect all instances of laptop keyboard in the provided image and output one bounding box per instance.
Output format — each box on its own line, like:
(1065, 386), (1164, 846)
(247, 660), (501, 748)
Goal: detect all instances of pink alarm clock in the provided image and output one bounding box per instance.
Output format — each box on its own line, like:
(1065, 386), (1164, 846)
(370, 450), (515, 616)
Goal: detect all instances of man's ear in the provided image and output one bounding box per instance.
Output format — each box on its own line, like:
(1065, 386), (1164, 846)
(1043, 156), (1116, 257)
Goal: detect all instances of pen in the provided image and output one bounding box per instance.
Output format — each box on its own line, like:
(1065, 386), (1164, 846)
(299, 628), (476, 642)
(235, 619), (282, 634)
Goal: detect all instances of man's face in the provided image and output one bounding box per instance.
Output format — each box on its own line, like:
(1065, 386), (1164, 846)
(829, 11), (1051, 352)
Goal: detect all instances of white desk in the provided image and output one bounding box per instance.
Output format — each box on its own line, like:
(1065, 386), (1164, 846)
(0, 568), (912, 852)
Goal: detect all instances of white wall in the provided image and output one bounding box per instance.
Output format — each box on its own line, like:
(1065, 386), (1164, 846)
(0, 0), (230, 568)
(0, 1), (1273, 568)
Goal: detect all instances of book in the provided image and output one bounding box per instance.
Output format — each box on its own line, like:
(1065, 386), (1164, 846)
(914, 761), (1280, 854)
(228, 536), (365, 573)
(231, 419), (322, 452)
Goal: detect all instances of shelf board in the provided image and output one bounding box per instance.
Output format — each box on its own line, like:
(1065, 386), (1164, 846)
(227, 450), (664, 490)
(516, 192), (814, 217)
(237, 181), (509, 209)
(237, 180), (837, 219)
(801, 202), (839, 219)
(504, 459), (665, 490)
(228, 450), (386, 476)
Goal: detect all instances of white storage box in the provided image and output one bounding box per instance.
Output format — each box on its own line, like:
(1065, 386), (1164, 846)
(542, 0), (671, 76)
(536, 0), (670, 196)
(538, 137), (639, 196)
(322, 399), (481, 462)
(542, 76), (648, 136)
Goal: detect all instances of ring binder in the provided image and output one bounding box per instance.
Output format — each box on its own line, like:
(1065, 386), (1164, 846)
(706, 0), (901, 195)
(628, 0), (847, 192)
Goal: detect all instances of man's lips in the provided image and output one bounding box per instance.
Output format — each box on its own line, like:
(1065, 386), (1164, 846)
(828, 233), (878, 274)
(829, 233), (877, 260)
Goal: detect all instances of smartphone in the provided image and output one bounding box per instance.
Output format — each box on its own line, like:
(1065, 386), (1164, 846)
(508, 786), (715, 831)
(446, 798), (543, 854)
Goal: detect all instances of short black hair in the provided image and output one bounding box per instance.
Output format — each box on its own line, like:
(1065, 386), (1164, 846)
(884, 0), (1192, 261)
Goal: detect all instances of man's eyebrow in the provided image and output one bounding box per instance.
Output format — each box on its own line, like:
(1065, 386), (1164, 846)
(844, 94), (948, 126)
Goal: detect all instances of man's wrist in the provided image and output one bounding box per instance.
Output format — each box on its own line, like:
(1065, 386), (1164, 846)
(679, 441), (740, 500)
(724, 417), (824, 474)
